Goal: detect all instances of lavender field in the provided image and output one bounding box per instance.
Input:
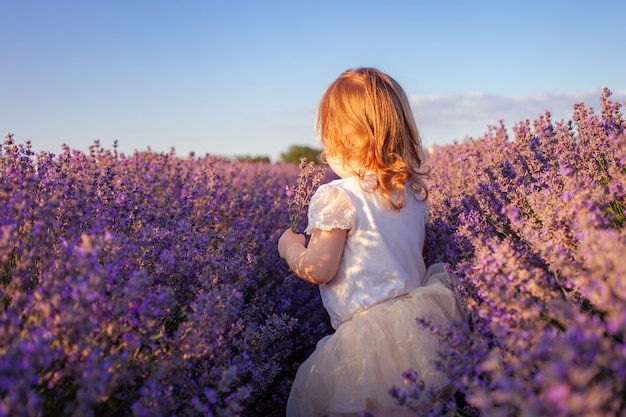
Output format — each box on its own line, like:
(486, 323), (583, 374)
(1, 88), (625, 416)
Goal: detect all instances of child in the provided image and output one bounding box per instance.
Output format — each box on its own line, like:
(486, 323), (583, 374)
(278, 68), (465, 417)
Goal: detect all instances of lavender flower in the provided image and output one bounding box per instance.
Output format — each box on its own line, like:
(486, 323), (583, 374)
(285, 157), (326, 233)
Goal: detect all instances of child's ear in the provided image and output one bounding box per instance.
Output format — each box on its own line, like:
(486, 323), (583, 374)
(319, 150), (328, 164)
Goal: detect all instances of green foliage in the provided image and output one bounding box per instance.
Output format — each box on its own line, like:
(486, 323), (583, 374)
(280, 145), (322, 164)
(607, 200), (626, 229)
(234, 155), (271, 163)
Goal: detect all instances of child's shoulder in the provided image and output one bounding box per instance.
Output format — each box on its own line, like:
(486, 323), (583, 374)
(320, 176), (360, 193)
(312, 178), (359, 210)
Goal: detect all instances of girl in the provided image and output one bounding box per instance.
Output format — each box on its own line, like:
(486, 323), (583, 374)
(278, 68), (465, 417)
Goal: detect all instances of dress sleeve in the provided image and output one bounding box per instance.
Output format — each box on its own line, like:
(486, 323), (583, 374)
(304, 184), (355, 234)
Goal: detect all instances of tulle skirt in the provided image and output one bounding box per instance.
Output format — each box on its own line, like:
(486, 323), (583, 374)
(286, 263), (466, 417)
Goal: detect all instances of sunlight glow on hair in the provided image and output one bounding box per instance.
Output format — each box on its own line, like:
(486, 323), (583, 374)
(317, 67), (430, 210)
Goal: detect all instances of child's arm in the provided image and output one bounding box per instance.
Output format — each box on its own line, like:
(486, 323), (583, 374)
(278, 228), (347, 285)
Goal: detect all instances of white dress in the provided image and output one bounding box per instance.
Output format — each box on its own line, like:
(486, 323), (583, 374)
(286, 175), (465, 417)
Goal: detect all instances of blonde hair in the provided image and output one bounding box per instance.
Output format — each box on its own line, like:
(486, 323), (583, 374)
(317, 67), (429, 210)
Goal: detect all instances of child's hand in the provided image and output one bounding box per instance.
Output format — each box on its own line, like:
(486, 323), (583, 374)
(278, 229), (305, 260)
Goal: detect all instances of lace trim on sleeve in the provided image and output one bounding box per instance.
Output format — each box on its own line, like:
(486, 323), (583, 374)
(304, 184), (355, 234)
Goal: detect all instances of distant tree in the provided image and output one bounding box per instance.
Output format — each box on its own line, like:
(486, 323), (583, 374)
(234, 155), (271, 163)
(280, 145), (322, 164)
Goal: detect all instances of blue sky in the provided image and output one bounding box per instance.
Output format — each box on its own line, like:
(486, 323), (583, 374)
(2, 0), (625, 162)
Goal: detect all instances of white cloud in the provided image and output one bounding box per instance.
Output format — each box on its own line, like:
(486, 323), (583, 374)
(410, 89), (626, 148)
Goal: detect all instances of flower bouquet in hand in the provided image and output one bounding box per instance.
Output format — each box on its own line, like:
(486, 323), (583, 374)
(286, 157), (326, 233)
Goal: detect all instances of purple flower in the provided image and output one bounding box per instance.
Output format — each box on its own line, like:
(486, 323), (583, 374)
(285, 157), (326, 233)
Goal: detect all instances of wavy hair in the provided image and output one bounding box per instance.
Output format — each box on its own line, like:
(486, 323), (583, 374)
(317, 67), (430, 210)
